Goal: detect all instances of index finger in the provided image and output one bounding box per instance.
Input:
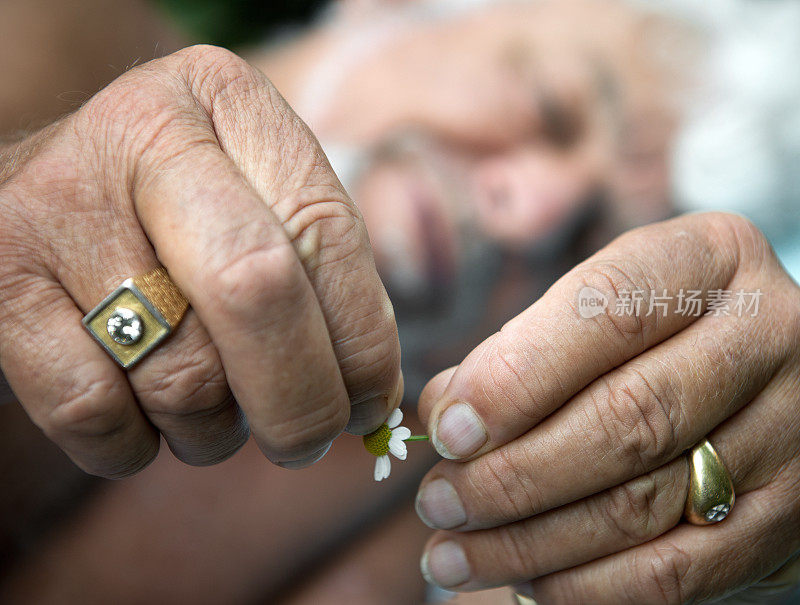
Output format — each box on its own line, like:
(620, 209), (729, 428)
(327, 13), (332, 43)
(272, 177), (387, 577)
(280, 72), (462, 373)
(423, 212), (762, 460)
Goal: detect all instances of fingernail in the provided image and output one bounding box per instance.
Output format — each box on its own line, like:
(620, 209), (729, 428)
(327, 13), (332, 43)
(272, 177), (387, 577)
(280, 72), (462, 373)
(346, 372), (404, 435)
(420, 541), (470, 588)
(276, 442), (332, 470)
(415, 478), (467, 529)
(420, 551), (434, 585)
(346, 397), (389, 434)
(431, 402), (487, 459)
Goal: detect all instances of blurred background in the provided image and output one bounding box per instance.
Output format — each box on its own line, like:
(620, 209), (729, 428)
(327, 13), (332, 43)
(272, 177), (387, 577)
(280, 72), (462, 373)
(1, 1), (798, 603)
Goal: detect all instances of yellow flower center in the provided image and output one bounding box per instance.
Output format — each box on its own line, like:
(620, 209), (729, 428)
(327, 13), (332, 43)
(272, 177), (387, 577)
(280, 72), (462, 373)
(363, 424), (392, 456)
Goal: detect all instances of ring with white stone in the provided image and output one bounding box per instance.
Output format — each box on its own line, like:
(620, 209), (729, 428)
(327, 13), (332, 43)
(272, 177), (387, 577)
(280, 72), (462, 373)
(684, 438), (735, 525)
(82, 267), (189, 369)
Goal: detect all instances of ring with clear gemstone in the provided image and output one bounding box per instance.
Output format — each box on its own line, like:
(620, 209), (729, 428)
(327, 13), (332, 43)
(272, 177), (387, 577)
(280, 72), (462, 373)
(705, 504), (730, 523)
(107, 308), (143, 345)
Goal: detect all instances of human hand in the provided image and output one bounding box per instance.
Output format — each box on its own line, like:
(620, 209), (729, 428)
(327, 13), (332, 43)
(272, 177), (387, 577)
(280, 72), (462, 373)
(415, 212), (800, 603)
(0, 45), (401, 478)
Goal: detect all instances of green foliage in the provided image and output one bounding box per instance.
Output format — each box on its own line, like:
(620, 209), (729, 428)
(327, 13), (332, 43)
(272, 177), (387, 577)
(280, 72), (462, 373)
(154, 0), (328, 48)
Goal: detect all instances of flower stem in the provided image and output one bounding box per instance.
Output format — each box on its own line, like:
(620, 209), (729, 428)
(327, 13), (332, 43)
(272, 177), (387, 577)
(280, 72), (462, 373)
(404, 435), (430, 442)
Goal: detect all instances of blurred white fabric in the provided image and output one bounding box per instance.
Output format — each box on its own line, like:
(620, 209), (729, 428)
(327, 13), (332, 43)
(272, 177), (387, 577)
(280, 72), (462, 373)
(648, 0), (800, 280)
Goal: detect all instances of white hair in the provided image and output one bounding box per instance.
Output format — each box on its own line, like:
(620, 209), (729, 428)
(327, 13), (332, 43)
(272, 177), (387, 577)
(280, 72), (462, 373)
(648, 0), (800, 276)
(308, 0), (800, 276)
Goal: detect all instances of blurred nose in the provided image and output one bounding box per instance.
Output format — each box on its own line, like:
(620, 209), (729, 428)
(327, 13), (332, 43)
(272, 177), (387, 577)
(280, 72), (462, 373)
(472, 147), (589, 247)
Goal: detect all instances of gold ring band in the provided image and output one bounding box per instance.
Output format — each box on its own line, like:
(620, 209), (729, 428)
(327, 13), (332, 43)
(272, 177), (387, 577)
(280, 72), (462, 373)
(684, 438), (735, 525)
(82, 267), (188, 369)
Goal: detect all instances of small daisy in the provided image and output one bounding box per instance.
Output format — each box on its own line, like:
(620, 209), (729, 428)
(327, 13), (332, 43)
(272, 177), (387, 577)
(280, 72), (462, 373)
(363, 408), (412, 481)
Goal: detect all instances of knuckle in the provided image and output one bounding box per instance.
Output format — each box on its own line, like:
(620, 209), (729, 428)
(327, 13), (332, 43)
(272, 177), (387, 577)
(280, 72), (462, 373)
(592, 366), (681, 473)
(635, 543), (691, 605)
(484, 344), (539, 421)
(600, 473), (661, 544)
(495, 525), (540, 580)
(203, 241), (305, 321)
(287, 198), (366, 270)
(172, 45), (313, 175)
(262, 400), (349, 459)
(80, 69), (205, 172)
(176, 44), (262, 108)
(577, 259), (656, 344)
(486, 330), (563, 423)
(42, 368), (130, 440)
(713, 212), (772, 265)
(467, 446), (542, 522)
(338, 320), (400, 403)
(85, 77), (150, 124)
(136, 330), (229, 418)
(84, 74), (170, 134)
(178, 44), (251, 80)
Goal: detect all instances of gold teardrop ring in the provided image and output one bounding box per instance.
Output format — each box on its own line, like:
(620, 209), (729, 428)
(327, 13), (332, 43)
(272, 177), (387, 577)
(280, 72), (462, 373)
(684, 439), (735, 525)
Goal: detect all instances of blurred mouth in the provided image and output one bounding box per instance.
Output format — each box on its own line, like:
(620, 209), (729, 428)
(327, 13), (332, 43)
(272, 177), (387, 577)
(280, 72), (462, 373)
(407, 177), (458, 289)
(369, 159), (465, 309)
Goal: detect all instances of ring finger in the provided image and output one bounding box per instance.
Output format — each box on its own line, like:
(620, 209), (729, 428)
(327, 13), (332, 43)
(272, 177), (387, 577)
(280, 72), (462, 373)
(47, 176), (249, 467)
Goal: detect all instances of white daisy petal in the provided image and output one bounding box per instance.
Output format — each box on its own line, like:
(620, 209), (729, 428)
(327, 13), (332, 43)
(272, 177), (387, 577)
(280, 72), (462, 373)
(382, 455), (392, 480)
(386, 407), (403, 429)
(388, 436), (408, 460)
(392, 426), (411, 441)
(374, 455), (390, 481)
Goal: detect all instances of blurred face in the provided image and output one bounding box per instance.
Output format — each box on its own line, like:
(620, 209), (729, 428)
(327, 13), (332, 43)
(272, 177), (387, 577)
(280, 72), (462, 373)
(349, 132), (597, 298)
(297, 0), (676, 297)
(271, 0), (679, 392)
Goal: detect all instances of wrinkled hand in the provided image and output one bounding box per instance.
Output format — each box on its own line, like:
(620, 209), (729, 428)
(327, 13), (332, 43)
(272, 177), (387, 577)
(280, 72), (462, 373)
(416, 213), (800, 603)
(0, 46), (401, 478)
